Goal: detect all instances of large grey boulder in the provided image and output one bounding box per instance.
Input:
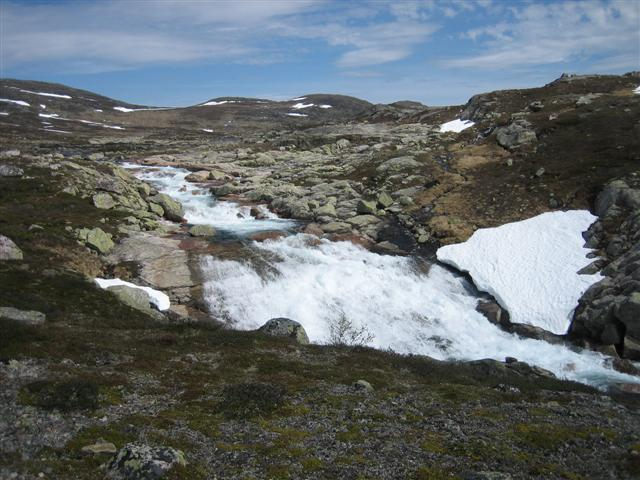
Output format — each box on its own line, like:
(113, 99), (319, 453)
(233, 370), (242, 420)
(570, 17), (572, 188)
(106, 285), (163, 320)
(188, 224), (216, 237)
(0, 235), (23, 260)
(495, 121), (537, 150)
(150, 193), (184, 222)
(107, 443), (186, 480)
(0, 164), (24, 177)
(93, 192), (116, 209)
(85, 228), (115, 254)
(258, 318), (310, 345)
(376, 156), (420, 175)
(0, 306), (45, 325)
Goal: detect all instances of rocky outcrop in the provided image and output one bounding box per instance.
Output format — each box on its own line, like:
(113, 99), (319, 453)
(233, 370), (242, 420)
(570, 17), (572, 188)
(570, 175), (640, 359)
(0, 235), (23, 260)
(107, 443), (186, 480)
(0, 306), (45, 325)
(77, 227), (115, 254)
(495, 120), (537, 150)
(257, 317), (310, 344)
(150, 193), (184, 222)
(106, 285), (165, 321)
(0, 164), (24, 177)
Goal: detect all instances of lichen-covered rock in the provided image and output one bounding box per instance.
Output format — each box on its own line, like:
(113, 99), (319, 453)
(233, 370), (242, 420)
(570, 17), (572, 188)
(0, 306), (45, 325)
(150, 193), (184, 222)
(377, 191), (394, 208)
(495, 120), (537, 150)
(93, 192), (116, 209)
(0, 164), (23, 177)
(0, 235), (23, 260)
(106, 285), (163, 320)
(376, 156), (420, 174)
(188, 224), (216, 237)
(107, 443), (186, 480)
(85, 227), (115, 254)
(257, 317), (310, 344)
(356, 199), (377, 215)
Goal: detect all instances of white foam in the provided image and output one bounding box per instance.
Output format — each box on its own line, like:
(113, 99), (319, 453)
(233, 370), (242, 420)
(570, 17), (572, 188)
(200, 234), (636, 388)
(0, 98), (30, 107)
(94, 278), (170, 311)
(437, 211), (601, 335)
(123, 164), (296, 234)
(440, 118), (475, 133)
(19, 89), (71, 99)
(287, 113), (308, 117)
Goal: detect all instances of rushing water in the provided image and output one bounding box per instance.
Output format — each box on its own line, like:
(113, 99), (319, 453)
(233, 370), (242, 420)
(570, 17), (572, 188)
(126, 163), (638, 389)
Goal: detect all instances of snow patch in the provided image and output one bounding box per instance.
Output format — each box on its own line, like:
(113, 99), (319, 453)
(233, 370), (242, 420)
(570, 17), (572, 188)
(292, 102), (314, 109)
(437, 210), (601, 335)
(42, 129), (70, 134)
(202, 128), (213, 133)
(19, 89), (71, 99)
(94, 278), (170, 311)
(0, 98), (30, 107)
(440, 118), (475, 133)
(39, 104), (46, 109)
(634, 86), (640, 95)
(39, 113), (59, 118)
(0, 112), (9, 116)
(113, 106), (170, 112)
(95, 109), (103, 112)
(290, 97), (306, 101)
(200, 100), (239, 106)
(319, 104), (332, 109)
(287, 112), (308, 117)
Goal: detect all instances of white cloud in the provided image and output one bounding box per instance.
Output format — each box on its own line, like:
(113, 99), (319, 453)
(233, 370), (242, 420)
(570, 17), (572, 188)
(444, 1), (640, 70)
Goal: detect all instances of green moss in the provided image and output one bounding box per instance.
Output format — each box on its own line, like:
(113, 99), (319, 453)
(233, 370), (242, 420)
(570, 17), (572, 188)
(218, 382), (287, 419)
(265, 464), (290, 479)
(336, 425), (364, 443)
(512, 423), (617, 451)
(420, 434), (447, 454)
(300, 457), (324, 472)
(19, 378), (99, 411)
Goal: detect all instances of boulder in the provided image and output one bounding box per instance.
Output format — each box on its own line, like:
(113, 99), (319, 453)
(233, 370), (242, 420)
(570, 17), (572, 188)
(346, 215), (380, 228)
(495, 121), (537, 150)
(0, 235), (23, 260)
(258, 317), (310, 345)
(0, 164), (24, 177)
(616, 292), (640, 338)
(93, 192), (116, 209)
(0, 306), (45, 325)
(81, 439), (117, 456)
(188, 224), (216, 237)
(377, 192), (394, 208)
(376, 156), (420, 175)
(353, 379), (374, 392)
(148, 202), (164, 217)
(315, 203), (337, 217)
(107, 443), (186, 480)
(86, 228), (115, 254)
(356, 199), (377, 215)
(184, 170), (211, 182)
(150, 194), (184, 222)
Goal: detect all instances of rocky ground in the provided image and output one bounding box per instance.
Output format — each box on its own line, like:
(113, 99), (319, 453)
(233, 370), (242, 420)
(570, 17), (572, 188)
(1, 73), (640, 479)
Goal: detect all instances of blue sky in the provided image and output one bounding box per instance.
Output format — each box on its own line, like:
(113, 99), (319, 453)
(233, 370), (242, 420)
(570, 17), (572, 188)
(1, 0), (638, 106)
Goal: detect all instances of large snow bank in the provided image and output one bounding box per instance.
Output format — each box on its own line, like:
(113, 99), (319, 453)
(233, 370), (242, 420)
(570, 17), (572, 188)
(94, 278), (170, 311)
(440, 118), (474, 133)
(437, 210), (601, 335)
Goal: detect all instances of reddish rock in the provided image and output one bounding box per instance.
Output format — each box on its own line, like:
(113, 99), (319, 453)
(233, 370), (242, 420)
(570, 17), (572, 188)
(250, 231), (286, 242)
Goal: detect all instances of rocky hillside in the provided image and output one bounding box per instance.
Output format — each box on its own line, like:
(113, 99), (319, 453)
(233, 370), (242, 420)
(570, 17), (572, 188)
(1, 73), (640, 479)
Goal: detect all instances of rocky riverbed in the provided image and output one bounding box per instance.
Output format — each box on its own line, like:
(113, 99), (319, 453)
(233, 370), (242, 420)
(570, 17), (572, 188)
(1, 73), (640, 479)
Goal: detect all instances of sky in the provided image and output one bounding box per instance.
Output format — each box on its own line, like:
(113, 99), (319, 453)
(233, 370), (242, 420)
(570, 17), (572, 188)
(1, 0), (638, 107)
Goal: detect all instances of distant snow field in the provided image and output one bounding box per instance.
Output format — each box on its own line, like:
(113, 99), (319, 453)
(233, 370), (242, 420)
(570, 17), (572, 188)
(292, 102), (314, 109)
(319, 104), (332, 109)
(94, 278), (170, 311)
(290, 97), (306, 101)
(0, 98), (30, 107)
(19, 89), (72, 99)
(200, 100), (238, 106)
(440, 118), (475, 133)
(287, 112), (308, 117)
(437, 210), (601, 335)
